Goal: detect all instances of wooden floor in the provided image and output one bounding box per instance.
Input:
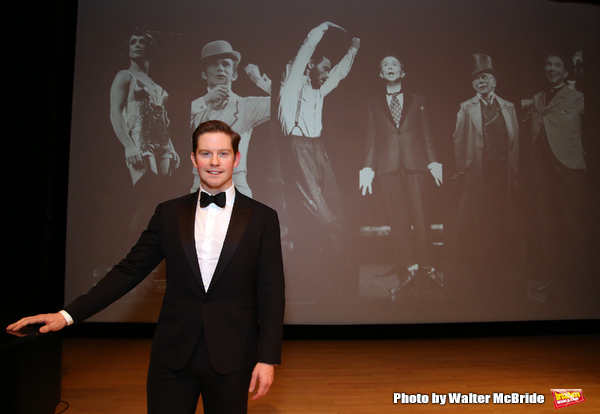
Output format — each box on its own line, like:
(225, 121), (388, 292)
(55, 335), (599, 413)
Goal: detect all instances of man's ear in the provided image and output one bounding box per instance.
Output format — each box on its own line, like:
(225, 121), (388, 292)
(190, 152), (198, 168)
(379, 71), (384, 79)
(233, 151), (241, 168)
(232, 71), (238, 82)
(201, 71), (208, 81)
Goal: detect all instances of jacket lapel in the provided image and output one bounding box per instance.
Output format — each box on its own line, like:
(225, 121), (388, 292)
(180, 191), (206, 293)
(535, 91), (547, 113)
(377, 94), (395, 127)
(467, 96), (483, 136)
(398, 92), (412, 129)
(544, 86), (568, 112)
(496, 96), (515, 143)
(208, 190), (253, 293)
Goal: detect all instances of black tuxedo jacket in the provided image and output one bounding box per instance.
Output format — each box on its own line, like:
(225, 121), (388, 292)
(363, 91), (437, 175)
(64, 190), (285, 375)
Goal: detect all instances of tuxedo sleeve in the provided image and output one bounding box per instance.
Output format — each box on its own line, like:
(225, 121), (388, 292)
(255, 209), (286, 365)
(64, 204), (166, 323)
(419, 97), (438, 164)
(363, 102), (376, 170)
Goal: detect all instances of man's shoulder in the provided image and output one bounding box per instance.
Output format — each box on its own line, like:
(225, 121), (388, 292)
(561, 86), (584, 100)
(495, 95), (515, 107)
(191, 97), (207, 113)
(405, 90), (424, 100)
(533, 89), (545, 99)
(459, 96), (479, 108)
(236, 191), (275, 211)
(161, 192), (198, 208)
(464, 95), (479, 104)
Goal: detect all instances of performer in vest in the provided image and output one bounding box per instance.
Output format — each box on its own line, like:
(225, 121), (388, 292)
(451, 54), (520, 281)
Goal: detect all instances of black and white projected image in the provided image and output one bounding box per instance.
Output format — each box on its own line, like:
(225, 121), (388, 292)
(65, 0), (600, 325)
(93, 27), (183, 311)
(449, 54), (521, 298)
(110, 27), (181, 245)
(359, 54), (444, 299)
(276, 21), (360, 305)
(189, 40), (271, 198)
(529, 51), (589, 299)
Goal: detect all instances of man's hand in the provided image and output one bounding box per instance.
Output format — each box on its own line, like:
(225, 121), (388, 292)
(248, 362), (275, 401)
(204, 85), (230, 107)
(244, 64), (262, 84)
(351, 37), (360, 50)
(6, 313), (68, 334)
(359, 167), (375, 195)
(323, 21), (346, 33)
(428, 162), (443, 186)
(125, 145), (144, 169)
(245, 64), (272, 94)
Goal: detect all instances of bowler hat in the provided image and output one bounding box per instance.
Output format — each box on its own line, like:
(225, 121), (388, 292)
(201, 40), (241, 63)
(468, 54), (495, 76)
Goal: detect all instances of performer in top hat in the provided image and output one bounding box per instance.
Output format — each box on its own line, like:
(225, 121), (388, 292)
(451, 54), (520, 279)
(190, 40), (272, 197)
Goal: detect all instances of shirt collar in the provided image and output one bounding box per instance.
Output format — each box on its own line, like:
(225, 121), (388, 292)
(478, 92), (496, 105)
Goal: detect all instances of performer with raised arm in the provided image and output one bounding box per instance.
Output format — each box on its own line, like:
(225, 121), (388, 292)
(190, 40), (271, 197)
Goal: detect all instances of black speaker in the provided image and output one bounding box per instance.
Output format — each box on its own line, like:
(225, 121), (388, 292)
(1, 327), (62, 414)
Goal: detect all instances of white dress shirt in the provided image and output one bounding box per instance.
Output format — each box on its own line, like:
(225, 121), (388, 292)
(195, 185), (236, 292)
(278, 23), (358, 138)
(478, 91), (496, 106)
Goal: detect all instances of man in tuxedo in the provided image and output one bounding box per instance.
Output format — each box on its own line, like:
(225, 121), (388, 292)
(359, 55), (443, 293)
(451, 54), (519, 278)
(531, 52), (587, 291)
(7, 120), (286, 414)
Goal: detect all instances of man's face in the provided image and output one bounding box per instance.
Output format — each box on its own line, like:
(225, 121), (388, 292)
(544, 55), (568, 86)
(379, 56), (405, 83)
(190, 132), (240, 193)
(309, 57), (332, 88)
(202, 58), (238, 88)
(129, 35), (148, 59)
(472, 72), (496, 96)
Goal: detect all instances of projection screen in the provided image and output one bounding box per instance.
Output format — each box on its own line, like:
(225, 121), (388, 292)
(65, 0), (600, 324)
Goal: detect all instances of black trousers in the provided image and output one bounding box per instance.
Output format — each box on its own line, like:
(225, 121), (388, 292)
(533, 142), (587, 281)
(378, 169), (431, 269)
(146, 333), (252, 414)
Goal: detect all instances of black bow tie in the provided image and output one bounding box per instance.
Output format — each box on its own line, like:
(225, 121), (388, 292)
(200, 191), (226, 208)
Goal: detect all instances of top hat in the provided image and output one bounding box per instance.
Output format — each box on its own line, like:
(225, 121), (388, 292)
(201, 40), (241, 63)
(468, 54), (495, 76)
